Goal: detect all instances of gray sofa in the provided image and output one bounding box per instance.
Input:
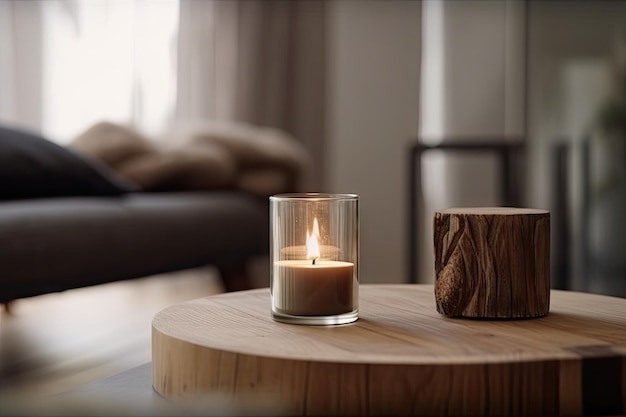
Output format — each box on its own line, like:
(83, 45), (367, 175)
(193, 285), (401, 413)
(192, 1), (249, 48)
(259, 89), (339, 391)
(0, 125), (271, 306)
(0, 191), (268, 304)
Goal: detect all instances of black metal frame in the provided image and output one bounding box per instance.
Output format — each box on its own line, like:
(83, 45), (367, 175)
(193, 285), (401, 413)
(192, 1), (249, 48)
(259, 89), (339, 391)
(407, 139), (525, 284)
(550, 136), (595, 292)
(550, 139), (572, 290)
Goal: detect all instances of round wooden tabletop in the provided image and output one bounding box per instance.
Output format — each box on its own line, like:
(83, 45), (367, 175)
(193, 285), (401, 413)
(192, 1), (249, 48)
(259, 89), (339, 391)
(152, 284), (626, 416)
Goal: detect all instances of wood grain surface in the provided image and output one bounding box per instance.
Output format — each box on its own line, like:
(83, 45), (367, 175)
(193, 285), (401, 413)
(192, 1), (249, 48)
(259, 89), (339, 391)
(152, 284), (626, 416)
(434, 207), (550, 318)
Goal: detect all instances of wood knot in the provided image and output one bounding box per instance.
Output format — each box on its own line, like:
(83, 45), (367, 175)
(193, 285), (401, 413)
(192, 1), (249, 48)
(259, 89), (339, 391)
(435, 249), (468, 317)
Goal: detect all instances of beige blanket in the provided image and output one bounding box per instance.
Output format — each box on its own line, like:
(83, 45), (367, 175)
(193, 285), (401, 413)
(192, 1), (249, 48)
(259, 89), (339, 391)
(69, 121), (312, 197)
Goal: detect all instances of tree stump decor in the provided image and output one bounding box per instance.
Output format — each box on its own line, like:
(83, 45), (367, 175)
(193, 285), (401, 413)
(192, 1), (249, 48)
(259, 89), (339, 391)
(433, 207), (550, 318)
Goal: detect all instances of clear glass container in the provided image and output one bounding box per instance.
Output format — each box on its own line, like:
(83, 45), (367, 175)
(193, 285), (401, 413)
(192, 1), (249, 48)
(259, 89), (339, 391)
(270, 193), (359, 325)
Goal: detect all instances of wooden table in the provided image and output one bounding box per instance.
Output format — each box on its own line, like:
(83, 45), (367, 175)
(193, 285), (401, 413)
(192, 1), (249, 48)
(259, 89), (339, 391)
(152, 284), (626, 416)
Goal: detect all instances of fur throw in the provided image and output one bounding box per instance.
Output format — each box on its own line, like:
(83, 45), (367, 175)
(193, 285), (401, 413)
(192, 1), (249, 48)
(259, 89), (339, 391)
(69, 121), (312, 197)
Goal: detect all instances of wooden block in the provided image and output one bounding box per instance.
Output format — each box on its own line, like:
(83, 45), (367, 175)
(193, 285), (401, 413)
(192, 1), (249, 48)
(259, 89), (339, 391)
(433, 207), (550, 318)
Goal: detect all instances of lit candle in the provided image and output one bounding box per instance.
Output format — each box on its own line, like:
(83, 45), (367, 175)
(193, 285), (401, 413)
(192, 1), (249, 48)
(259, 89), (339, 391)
(280, 245), (341, 260)
(273, 218), (354, 316)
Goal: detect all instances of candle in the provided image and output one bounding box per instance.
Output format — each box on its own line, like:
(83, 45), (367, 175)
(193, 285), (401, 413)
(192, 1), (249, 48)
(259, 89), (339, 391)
(273, 217), (354, 316)
(273, 260), (354, 316)
(270, 193), (359, 325)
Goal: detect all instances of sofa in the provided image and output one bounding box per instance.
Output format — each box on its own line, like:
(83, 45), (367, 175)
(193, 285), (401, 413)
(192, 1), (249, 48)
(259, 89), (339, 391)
(0, 122), (310, 307)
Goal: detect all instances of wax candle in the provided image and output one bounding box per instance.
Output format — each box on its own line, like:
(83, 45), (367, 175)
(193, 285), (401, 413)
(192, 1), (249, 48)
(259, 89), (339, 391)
(270, 193), (359, 325)
(273, 260), (354, 316)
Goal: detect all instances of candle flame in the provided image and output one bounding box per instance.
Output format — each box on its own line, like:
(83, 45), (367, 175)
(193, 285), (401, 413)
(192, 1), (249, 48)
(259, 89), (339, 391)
(306, 218), (321, 260)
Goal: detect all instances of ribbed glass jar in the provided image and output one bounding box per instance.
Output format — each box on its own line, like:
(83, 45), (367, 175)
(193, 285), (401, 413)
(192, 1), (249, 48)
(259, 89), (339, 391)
(269, 193), (359, 325)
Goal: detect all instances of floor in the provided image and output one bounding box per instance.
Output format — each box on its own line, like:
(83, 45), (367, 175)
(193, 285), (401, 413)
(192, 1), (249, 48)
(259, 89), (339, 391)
(0, 266), (228, 402)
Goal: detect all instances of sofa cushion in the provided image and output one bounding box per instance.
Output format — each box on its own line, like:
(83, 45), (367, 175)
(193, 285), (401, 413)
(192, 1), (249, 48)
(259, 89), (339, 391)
(115, 142), (237, 191)
(0, 125), (137, 200)
(70, 121), (157, 168)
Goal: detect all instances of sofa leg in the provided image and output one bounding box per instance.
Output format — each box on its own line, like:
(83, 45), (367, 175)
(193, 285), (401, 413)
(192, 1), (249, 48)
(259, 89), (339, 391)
(216, 261), (252, 292)
(2, 302), (13, 315)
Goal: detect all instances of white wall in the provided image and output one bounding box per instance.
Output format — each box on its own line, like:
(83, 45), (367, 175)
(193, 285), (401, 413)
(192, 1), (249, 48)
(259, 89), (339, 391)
(326, 1), (526, 284)
(326, 1), (421, 284)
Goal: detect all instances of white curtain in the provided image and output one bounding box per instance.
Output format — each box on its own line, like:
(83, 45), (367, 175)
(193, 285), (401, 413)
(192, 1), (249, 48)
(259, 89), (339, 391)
(0, 0), (178, 143)
(175, 0), (327, 189)
(0, 1), (44, 131)
(1, 0), (326, 188)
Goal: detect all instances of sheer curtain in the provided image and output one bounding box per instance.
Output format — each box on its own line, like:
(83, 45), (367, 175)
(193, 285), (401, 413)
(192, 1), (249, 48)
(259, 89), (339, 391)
(1, 0), (326, 188)
(0, 1), (43, 132)
(0, 0), (178, 143)
(175, 0), (327, 189)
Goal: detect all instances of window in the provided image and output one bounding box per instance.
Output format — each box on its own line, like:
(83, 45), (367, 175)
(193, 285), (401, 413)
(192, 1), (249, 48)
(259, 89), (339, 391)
(40, 0), (178, 143)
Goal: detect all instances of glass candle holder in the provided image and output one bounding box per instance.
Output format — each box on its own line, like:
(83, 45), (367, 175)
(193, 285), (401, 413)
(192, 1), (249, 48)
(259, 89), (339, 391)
(270, 193), (359, 325)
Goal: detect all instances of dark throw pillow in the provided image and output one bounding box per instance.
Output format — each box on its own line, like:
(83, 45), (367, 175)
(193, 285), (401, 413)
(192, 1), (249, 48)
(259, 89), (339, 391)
(0, 125), (138, 200)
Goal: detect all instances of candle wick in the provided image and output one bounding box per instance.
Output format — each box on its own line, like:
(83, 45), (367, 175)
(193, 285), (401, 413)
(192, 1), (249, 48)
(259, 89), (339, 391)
(312, 258), (317, 265)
